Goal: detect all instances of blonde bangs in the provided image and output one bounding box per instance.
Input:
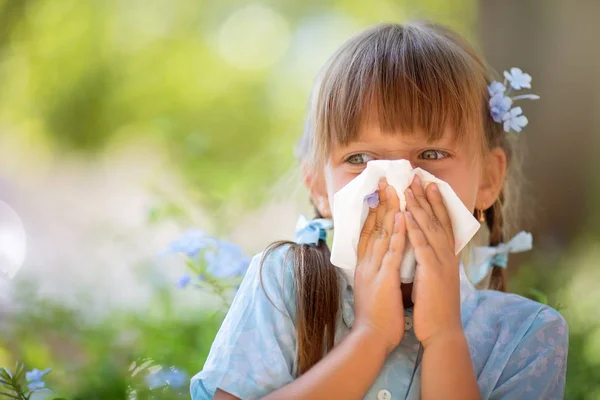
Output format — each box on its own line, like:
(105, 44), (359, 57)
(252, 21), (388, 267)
(303, 22), (488, 169)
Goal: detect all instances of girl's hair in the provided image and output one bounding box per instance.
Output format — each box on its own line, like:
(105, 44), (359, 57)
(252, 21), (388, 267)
(262, 21), (522, 375)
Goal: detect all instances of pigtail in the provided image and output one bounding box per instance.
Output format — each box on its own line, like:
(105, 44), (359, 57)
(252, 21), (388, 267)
(293, 238), (339, 375)
(259, 211), (339, 377)
(484, 192), (508, 292)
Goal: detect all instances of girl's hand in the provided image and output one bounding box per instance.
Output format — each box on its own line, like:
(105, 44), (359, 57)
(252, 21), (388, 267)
(404, 175), (463, 348)
(353, 179), (407, 355)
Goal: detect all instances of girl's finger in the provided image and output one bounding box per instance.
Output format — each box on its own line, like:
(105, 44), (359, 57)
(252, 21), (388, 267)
(366, 178), (389, 254)
(410, 175), (434, 216)
(425, 183), (455, 249)
(372, 185), (401, 267)
(405, 211), (439, 266)
(405, 187), (451, 260)
(381, 212), (406, 276)
(357, 203), (378, 262)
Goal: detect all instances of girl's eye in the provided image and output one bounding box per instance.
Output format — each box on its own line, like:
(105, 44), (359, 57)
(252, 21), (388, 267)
(346, 153), (374, 165)
(419, 149), (449, 160)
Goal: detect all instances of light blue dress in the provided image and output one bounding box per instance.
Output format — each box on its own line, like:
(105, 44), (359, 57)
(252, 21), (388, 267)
(190, 245), (568, 399)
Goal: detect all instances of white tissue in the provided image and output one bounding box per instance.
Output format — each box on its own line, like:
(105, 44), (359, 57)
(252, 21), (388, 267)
(330, 159), (480, 283)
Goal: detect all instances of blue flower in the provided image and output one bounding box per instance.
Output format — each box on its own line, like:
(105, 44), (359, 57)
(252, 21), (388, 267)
(205, 240), (251, 278)
(146, 370), (166, 390)
(146, 367), (188, 390)
(488, 81), (506, 96)
(162, 367), (188, 389)
(489, 94), (513, 123)
(25, 367), (51, 391)
(167, 229), (213, 257)
(27, 380), (46, 391)
(502, 107), (529, 133)
(504, 67), (532, 90)
(176, 274), (191, 288)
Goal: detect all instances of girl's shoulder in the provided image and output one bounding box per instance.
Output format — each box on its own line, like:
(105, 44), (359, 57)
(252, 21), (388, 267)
(470, 289), (567, 345)
(242, 242), (297, 314)
(250, 242), (296, 286)
(467, 291), (568, 398)
(476, 289), (565, 325)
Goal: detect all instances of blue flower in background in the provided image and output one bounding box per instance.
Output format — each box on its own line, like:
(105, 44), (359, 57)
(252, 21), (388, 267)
(504, 67), (532, 90)
(167, 229), (213, 257)
(488, 81), (506, 96)
(489, 94), (512, 123)
(205, 241), (251, 278)
(162, 367), (188, 389)
(502, 107), (529, 133)
(146, 369), (165, 390)
(25, 367), (51, 391)
(176, 274), (191, 288)
(146, 367), (188, 390)
(166, 229), (250, 292)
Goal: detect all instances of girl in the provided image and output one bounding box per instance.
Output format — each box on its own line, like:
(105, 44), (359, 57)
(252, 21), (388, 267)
(191, 22), (568, 400)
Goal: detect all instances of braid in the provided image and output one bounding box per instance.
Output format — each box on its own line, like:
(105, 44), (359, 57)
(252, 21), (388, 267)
(484, 191), (508, 292)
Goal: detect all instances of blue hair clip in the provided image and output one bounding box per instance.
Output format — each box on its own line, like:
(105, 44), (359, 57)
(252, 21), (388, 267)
(295, 215), (333, 246)
(466, 231), (533, 285)
(488, 68), (540, 134)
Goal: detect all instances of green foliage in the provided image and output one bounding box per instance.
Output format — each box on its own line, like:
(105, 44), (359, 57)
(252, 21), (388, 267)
(2, 290), (224, 398)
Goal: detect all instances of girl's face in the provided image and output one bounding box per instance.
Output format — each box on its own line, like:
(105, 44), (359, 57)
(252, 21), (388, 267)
(305, 116), (507, 219)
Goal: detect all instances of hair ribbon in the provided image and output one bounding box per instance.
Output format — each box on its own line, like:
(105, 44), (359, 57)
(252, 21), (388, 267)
(294, 215), (333, 246)
(466, 231), (533, 285)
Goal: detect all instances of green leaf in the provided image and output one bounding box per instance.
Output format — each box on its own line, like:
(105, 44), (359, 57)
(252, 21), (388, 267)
(13, 363), (24, 382)
(528, 288), (548, 305)
(0, 368), (12, 381)
(0, 391), (21, 400)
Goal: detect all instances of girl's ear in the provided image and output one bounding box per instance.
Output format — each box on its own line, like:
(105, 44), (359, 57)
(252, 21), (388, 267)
(301, 162), (332, 218)
(476, 147), (507, 210)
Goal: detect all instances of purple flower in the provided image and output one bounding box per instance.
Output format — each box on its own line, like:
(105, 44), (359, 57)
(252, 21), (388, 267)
(488, 81), (506, 96)
(205, 241), (251, 278)
(504, 67), (532, 90)
(167, 229), (213, 257)
(364, 192), (379, 208)
(502, 107), (529, 133)
(489, 94), (512, 123)
(176, 274), (191, 288)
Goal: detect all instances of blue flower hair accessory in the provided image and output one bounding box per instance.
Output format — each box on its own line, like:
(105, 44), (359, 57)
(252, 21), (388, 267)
(488, 68), (540, 133)
(295, 215), (333, 246)
(466, 231), (533, 285)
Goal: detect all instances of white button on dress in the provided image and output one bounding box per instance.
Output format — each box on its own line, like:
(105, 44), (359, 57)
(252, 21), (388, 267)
(377, 389), (392, 400)
(404, 316), (413, 331)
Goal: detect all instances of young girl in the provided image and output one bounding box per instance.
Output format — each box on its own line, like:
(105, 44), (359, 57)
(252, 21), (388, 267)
(191, 22), (568, 400)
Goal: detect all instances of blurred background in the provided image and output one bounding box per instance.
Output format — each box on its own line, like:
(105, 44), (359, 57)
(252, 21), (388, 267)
(0, 0), (598, 398)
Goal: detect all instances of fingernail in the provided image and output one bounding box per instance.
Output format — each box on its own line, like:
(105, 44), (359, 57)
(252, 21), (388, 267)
(405, 211), (414, 221)
(430, 183), (439, 192)
(378, 178), (387, 190)
(413, 175), (421, 186)
(406, 188), (414, 198)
